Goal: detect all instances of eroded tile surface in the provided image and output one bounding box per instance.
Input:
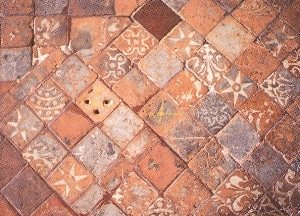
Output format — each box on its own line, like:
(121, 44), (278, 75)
(143, 197), (179, 216)
(283, 47), (300, 79)
(92, 203), (125, 216)
(194, 195), (234, 215)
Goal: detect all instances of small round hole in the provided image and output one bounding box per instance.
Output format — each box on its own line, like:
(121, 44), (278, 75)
(104, 100), (110, 105)
(93, 109), (100, 114)
(84, 99), (89, 104)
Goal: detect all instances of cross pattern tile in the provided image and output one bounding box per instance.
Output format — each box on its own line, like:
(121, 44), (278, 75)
(0, 0), (299, 215)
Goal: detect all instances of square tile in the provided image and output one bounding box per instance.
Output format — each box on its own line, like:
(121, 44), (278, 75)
(215, 169), (264, 214)
(112, 67), (159, 110)
(179, 0), (225, 36)
(232, 0), (277, 36)
(243, 142), (289, 190)
(0, 195), (18, 216)
(2, 166), (52, 215)
(217, 114), (260, 161)
(69, 0), (114, 16)
(114, 22), (158, 63)
(50, 103), (93, 148)
(239, 91), (285, 135)
(186, 43), (231, 86)
(165, 170), (212, 214)
(283, 47), (300, 79)
(138, 44), (183, 88)
(102, 104), (144, 149)
(35, 0), (68, 15)
(138, 143), (185, 191)
(206, 15), (255, 62)
(47, 156), (94, 204)
(287, 96), (300, 124)
(0, 105), (44, 149)
(280, 0), (300, 33)
(143, 197), (179, 215)
(91, 203), (125, 216)
(189, 138), (237, 190)
(0, 93), (17, 121)
(194, 195), (234, 215)
(213, 0), (243, 12)
(112, 172), (158, 216)
(76, 79), (120, 123)
(73, 127), (120, 176)
(190, 92), (237, 135)
(22, 131), (67, 177)
(133, 0), (182, 40)
(2, 0), (34, 15)
(235, 43), (280, 84)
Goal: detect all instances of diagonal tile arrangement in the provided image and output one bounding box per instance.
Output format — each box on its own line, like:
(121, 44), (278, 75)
(0, 0), (300, 215)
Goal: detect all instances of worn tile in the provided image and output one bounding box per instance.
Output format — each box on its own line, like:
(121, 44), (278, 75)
(287, 96), (300, 124)
(133, 0), (182, 40)
(2, 0), (34, 15)
(114, 0), (139, 16)
(76, 80), (120, 123)
(0, 81), (15, 96)
(186, 44), (231, 86)
(232, 0), (277, 36)
(0, 195), (18, 216)
(283, 47), (300, 79)
(143, 197), (179, 216)
(190, 92), (237, 135)
(162, 0), (188, 11)
(216, 169), (264, 214)
(47, 156), (94, 204)
(280, 0), (300, 33)
(112, 172), (158, 216)
(239, 91), (285, 135)
(291, 154), (300, 175)
(139, 44), (183, 88)
(180, 0), (225, 36)
(206, 15), (255, 62)
(0, 93), (18, 121)
(50, 103), (93, 148)
(112, 67), (159, 110)
(265, 0), (295, 12)
(91, 203), (125, 216)
(36, 0), (68, 15)
(165, 170), (212, 214)
(2, 166), (51, 215)
(213, 0), (243, 12)
(69, 0), (114, 16)
(102, 104), (144, 149)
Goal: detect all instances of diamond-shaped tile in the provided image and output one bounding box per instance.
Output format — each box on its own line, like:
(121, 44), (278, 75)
(139, 44), (183, 88)
(143, 197), (179, 216)
(280, 0), (300, 33)
(69, 0), (114, 16)
(194, 195), (234, 215)
(91, 203), (125, 216)
(265, 0), (294, 12)
(283, 47), (300, 79)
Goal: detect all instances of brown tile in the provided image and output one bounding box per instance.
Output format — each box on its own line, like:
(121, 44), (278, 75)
(265, 0), (295, 12)
(35, 0), (68, 15)
(0, 93), (17, 121)
(287, 96), (300, 124)
(232, 0), (277, 36)
(2, 0), (33, 15)
(0, 81), (15, 96)
(143, 197), (179, 215)
(69, 0), (114, 16)
(179, 0), (225, 36)
(291, 153), (300, 175)
(165, 170), (212, 214)
(0, 195), (18, 216)
(2, 166), (52, 215)
(283, 47), (300, 79)
(280, 0), (300, 33)
(235, 43), (280, 84)
(50, 103), (93, 148)
(213, 0), (242, 12)
(133, 0), (182, 40)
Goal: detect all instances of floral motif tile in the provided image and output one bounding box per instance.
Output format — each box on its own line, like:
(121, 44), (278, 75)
(138, 44), (183, 88)
(286, 96), (300, 124)
(283, 47), (300, 79)
(143, 197), (179, 216)
(186, 44), (231, 86)
(47, 156), (94, 204)
(291, 154), (300, 175)
(215, 169), (264, 214)
(35, 0), (68, 15)
(189, 138), (237, 190)
(112, 172), (158, 216)
(69, 0), (114, 16)
(92, 203), (126, 216)
(280, 0), (300, 33)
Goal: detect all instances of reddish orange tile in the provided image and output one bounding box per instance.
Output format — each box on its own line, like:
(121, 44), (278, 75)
(143, 197), (179, 215)
(114, 0), (138, 16)
(0, 195), (18, 216)
(0, 93), (17, 121)
(281, 0), (300, 33)
(0, 81), (15, 96)
(2, 0), (33, 15)
(265, 0), (294, 12)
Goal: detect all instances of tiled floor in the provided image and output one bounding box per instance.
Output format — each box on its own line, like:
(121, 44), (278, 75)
(0, 0), (300, 215)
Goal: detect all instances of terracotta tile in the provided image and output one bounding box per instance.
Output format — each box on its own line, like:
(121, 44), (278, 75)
(235, 43), (280, 84)
(165, 170), (212, 214)
(22, 131), (67, 178)
(0, 195), (18, 216)
(102, 104), (144, 149)
(189, 138), (237, 190)
(69, 0), (114, 16)
(47, 156), (94, 204)
(50, 103), (93, 148)
(138, 143), (185, 191)
(34, 16), (68, 47)
(2, 0), (33, 15)
(114, 22), (158, 64)
(271, 169), (300, 215)
(291, 154), (300, 175)
(243, 142), (289, 190)
(35, 0), (68, 15)
(91, 203), (125, 216)
(206, 15), (255, 62)
(265, 0), (295, 12)
(139, 44), (183, 88)
(162, 0), (189, 11)
(280, 0), (300, 33)
(162, 21), (204, 61)
(0, 47), (32, 81)
(31, 195), (73, 216)
(112, 67), (159, 110)
(76, 80), (120, 123)
(232, 0), (277, 36)
(215, 169), (264, 214)
(0, 138), (26, 188)
(287, 96), (300, 124)
(217, 114), (260, 161)
(73, 127), (120, 176)
(186, 43), (231, 86)
(165, 115), (210, 162)
(112, 172), (158, 215)
(139, 91), (183, 136)
(0, 104), (44, 149)
(283, 47), (300, 79)
(32, 46), (55, 66)
(143, 197), (179, 215)
(239, 91), (285, 135)
(0, 93), (17, 121)
(2, 166), (52, 215)
(215, 67), (257, 108)
(179, 0), (225, 36)
(133, 0), (182, 40)
(213, 0), (242, 12)
(190, 92), (237, 135)
(1, 16), (33, 48)
(114, 0), (138, 16)
(123, 127), (160, 163)
(0, 81), (15, 96)
(99, 159), (133, 192)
